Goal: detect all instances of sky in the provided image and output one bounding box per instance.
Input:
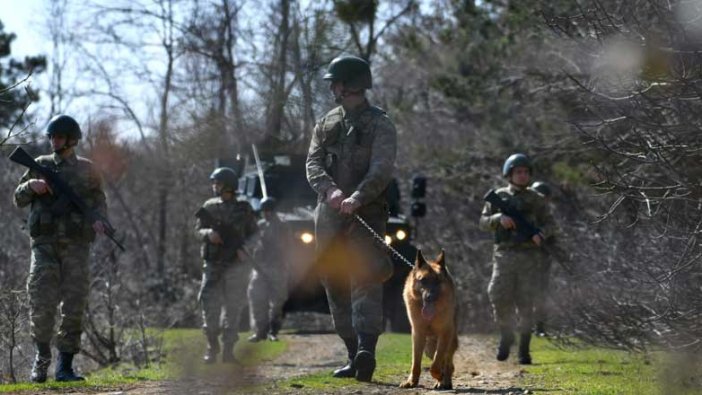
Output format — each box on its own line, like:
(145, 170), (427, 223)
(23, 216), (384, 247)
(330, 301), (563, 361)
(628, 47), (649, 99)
(2, 0), (48, 59)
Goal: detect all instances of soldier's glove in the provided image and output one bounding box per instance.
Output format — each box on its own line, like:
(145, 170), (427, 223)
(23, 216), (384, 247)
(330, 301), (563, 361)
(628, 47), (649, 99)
(29, 179), (53, 195)
(326, 187), (346, 210)
(208, 230), (224, 244)
(339, 197), (361, 215)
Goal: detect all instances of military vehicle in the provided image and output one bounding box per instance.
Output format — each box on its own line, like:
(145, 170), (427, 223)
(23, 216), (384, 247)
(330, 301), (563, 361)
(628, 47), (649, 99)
(230, 150), (425, 332)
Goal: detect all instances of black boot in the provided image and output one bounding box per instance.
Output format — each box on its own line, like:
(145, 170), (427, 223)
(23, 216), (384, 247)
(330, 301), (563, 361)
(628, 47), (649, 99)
(535, 321), (547, 337)
(496, 328), (514, 361)
(30, 343), (51, 383)
(55, 352), (85, 382)
(222, 342), (237, 364)
(518, 333), (532, 365)
(268, 318), (282, 341)
(332, 336), (357, 378)
(203, 333), (220, 364)
(354, 333), (378, 383)
(247, 332), (266, 343)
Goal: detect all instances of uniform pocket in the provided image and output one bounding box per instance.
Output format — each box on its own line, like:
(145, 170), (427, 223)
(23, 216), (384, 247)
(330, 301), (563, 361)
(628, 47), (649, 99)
(34, 212), (54, 236)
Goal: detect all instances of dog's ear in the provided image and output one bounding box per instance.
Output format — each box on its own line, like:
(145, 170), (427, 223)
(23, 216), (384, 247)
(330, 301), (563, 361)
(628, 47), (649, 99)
(415, 249), (426, 268)
(436, 249), (447, 271)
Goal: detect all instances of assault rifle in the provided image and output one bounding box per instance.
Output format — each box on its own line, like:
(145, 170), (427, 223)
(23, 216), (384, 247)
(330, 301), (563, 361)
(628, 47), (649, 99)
(9, 146), (125, 251)
(483, 189), (542, 244)
(194, 207), (244, 250)
(484, 189), (574, 274)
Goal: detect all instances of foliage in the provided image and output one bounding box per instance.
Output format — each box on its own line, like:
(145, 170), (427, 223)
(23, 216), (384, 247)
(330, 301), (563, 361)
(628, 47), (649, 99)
(0, 20), (45, 131)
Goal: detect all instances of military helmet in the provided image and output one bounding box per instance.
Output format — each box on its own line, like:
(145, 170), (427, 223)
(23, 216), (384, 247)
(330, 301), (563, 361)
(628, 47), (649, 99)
(209, 167), (238, 191)
(46, 115), (82, 140)
(323, 55), (372, 90)
(260, 196), (277, 211)
(502, 153), (532, 177)
(531, 181), (551, 197)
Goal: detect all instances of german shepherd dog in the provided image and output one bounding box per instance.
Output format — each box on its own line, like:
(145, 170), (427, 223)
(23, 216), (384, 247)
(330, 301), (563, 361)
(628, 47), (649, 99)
(399, 250), (458, 390)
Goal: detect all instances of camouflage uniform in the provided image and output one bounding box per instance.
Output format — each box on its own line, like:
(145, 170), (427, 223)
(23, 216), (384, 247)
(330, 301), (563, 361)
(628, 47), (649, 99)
(247, 213), (291, 338)
(479, 185), (555, 334)
(306, 100), (396, 340)
(14, 152), (106, 354)
(195, 196), (258, 348)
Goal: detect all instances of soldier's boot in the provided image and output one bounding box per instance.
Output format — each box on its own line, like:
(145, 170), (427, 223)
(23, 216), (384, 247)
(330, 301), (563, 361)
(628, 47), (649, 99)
(30, 343), (51, 383)
(221, 342), (237, 364)
(203, 333), (220, 364)
(332, 336), (357, 378)
(518, 333), (532, 365)
(268, 319), (282, 341)
(354, 333), (378, 383)
(247, 331), (267, 343)
(535, 321), (547, 337)
(496, 328), (514, 361)
(55, 352), (85, 382)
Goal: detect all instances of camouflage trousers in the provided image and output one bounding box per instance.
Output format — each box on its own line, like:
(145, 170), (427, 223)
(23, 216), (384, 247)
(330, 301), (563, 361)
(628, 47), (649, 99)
(27, 242), (91, 354)
(315, 203), (392, 338)
(247, 265), (288, 336)
(199, 260), (251, 345)
(487, 247), (541, 334)
(533, 251), (552, 324)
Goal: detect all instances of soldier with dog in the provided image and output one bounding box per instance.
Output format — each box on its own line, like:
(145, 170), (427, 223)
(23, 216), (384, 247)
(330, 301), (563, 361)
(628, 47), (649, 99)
(479, 153), (555, 365)
(306, 54), (397, 382)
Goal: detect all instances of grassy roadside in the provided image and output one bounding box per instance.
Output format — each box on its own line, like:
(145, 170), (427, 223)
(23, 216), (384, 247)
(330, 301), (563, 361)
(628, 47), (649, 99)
(2, 330), (699, 394)
(254, 332), (416, 393)
(0, 329), (287, 393)
(524, 337), (658, 395)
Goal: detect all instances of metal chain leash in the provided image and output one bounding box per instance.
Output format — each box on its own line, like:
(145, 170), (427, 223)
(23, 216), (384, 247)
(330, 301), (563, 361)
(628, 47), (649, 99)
(353, 214), (415, 268)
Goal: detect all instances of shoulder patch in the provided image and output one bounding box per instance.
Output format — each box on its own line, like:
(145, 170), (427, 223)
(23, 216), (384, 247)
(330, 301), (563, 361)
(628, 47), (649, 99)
(76, 156), (94, 165)
(204, 197), (221, 207)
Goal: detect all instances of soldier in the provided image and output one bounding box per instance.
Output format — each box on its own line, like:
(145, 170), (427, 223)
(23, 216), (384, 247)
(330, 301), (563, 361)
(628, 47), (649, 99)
(195, 167), (258, 364)
(247, 197), (291, 342)
(13, 115), (109, 383)
(479, 153), (555, 365)
(306, 55), (396, 382)
(529, 181), (553, 337)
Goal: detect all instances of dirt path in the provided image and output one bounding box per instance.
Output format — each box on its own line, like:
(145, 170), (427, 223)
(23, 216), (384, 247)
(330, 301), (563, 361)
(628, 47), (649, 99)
(97, 334), (529, 395)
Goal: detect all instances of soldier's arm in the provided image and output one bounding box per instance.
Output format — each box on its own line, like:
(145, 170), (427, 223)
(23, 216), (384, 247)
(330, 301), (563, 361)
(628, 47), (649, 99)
(240, 205), (260, 255)
(13, 169), (36, 208)
(306, 122), (338, 197)
(479, 201), (502, 232)
(535, 198), (555, 240)
(89, 164), (108, 218)
(194, 206), (213, 242)
(349, 116), (397, 205)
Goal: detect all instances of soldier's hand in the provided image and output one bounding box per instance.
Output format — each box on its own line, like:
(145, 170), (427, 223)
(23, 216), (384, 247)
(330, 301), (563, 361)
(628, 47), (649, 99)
(499, 215), (516, 229)
(92, 221), (107, 234)
(208, 230), (223, 244)
(532, 233), (543, 247)
(339, 197), (361, 215)
(326, 187), (345, 210)
(29, 179), (52, 195)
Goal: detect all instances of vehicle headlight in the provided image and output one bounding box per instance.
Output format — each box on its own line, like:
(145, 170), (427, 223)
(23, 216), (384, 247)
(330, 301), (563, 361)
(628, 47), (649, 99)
(395, 229), (407, 241)
(301, 232), (314, 244)
(384, 235), (392, 245)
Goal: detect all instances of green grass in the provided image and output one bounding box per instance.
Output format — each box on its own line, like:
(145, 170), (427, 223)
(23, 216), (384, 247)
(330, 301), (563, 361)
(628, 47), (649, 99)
(524, 337), (701, 395)
(3, 331), (700, 394)
(0, 329), (287, 393)
(260, 333), (421, 393)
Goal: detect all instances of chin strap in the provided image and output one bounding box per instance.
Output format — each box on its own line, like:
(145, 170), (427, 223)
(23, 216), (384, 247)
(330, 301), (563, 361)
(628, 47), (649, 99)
(53, 139), (78, 154)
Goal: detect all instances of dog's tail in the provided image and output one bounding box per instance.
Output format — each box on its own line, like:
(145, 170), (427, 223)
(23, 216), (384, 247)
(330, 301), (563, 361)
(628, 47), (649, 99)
(424, 335), (437, 359)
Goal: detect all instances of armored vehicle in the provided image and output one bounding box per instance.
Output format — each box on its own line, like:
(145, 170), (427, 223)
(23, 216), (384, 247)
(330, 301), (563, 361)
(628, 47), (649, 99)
(233, 150), (424, 332)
